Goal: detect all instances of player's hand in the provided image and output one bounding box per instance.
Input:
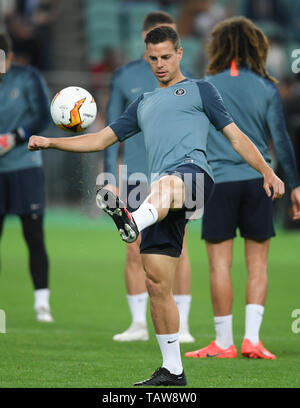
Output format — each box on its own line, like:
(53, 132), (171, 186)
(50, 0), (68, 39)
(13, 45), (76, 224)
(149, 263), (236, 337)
(290, 186), (300, 220)
(263, 167), (285, 200)
(0, 133), (16, 156)
(28, 135), (50, 151)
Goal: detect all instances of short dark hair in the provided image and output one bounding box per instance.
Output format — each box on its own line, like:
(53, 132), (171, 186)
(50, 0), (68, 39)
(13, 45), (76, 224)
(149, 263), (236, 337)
(143, 11), (175, 32)
(0, 32), (12, 54)
(145, 26), (180, 51)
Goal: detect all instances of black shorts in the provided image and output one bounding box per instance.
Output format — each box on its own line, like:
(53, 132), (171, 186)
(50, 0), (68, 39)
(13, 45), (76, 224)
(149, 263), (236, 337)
(0, 167), (45, 215)
(202, 177), (275, 241)
(140, 164), (214, 257)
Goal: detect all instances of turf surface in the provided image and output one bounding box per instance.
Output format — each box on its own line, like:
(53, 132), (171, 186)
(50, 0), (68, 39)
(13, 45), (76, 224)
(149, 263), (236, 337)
(0, 209), (300, 388)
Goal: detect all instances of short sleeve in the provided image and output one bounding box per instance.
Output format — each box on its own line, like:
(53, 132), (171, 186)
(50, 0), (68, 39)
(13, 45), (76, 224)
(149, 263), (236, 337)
(197, 80), (233, 130)
(109, 94), (143, 142)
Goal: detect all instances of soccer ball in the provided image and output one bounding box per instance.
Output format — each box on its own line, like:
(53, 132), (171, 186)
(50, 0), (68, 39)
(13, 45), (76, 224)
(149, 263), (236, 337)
(50, 86), (97, 132)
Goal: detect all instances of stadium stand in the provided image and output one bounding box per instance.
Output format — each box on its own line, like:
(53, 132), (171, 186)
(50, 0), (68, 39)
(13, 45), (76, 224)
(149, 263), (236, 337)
(122, 2), (164, 61)
(180, 36), (203, 75)
(84, 0), (121, 63)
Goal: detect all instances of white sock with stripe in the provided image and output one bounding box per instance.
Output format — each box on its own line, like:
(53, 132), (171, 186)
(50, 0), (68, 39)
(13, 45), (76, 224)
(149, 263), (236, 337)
(131, 202), (158, 232)
(156, 333), (183, 375)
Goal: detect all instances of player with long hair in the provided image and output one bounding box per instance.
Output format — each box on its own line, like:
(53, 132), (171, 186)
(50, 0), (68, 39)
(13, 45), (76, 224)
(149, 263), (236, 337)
(185, 16), (300, 360)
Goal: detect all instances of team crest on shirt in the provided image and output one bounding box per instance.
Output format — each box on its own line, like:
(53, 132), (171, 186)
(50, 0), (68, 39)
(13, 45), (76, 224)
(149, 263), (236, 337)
(174, 88), (186, 96)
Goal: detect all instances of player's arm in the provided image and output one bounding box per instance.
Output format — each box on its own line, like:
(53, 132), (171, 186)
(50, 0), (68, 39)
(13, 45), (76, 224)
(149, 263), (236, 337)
(28, 126), (118, 152)
(222, 122), (284, 199)
(266, 84), (300, 219)
(0, 67), (50, 157)
(290, 187), (300, 220)
(201, 80), (284, 200)
(29, 94), (143, 153)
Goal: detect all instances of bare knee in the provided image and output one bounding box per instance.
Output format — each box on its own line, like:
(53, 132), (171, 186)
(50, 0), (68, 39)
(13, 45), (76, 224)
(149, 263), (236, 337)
(206, 240), (233, 276)
(209, 259), (232, 276)
(145, 276), (170, 299)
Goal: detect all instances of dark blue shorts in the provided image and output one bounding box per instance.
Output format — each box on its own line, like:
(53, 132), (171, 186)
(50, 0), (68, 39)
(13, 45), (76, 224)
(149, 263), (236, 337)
(202, 177), (275, 241)
(0, 167), (45, 215)
(140, 164), (214, 257)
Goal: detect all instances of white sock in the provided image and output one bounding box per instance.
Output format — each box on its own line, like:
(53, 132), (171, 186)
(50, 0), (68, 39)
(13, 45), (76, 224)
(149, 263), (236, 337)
(214, 315), (233, 349)
(132, 202), (158, 232)
(174, 294), (191, 332)
(156, 333), (183, 375)
(34, 289), (50, 311)
(244, 304), (264, 344)
(127, 292), (148, 324)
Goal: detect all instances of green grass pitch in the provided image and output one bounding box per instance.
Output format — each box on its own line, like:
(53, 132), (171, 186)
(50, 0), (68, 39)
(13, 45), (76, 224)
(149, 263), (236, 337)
(0, 209), (300, 388)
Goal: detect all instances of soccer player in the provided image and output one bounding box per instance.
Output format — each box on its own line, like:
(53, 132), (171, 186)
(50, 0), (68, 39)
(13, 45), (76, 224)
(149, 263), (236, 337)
(28, 26), (284, 386)
(185, 17), (300, 361)
(104, 10), (195, 343)
(0, 33), (53, 322)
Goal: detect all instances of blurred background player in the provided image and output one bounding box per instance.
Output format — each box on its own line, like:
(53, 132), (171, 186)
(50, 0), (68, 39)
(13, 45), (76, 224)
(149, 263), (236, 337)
(185, 16), (300, 360)
(0, 32), (52, 322)
(104, 11), (195, 343)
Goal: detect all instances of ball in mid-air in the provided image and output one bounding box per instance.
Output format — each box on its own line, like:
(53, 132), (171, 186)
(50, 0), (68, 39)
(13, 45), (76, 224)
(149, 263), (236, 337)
(50, 86), (97, 132)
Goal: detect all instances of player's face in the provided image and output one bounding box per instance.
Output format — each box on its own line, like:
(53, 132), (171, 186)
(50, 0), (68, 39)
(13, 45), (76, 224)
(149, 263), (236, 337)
(146, 40), (183, 87)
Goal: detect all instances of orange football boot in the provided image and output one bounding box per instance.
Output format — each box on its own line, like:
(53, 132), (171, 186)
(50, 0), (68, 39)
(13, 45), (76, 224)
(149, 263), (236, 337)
(185, 341), (238, 358)
(241, 339), (276, 360)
